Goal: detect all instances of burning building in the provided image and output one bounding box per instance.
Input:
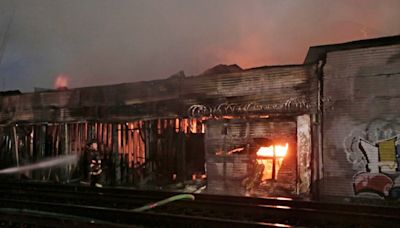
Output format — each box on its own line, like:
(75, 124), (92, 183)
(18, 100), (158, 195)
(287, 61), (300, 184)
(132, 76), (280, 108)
(0, 35), (399, 201)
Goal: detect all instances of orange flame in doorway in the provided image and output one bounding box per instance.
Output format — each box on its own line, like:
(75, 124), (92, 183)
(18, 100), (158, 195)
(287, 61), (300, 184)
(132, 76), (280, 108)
(256, 143), (289, 181)
(257, 143), (288, 157)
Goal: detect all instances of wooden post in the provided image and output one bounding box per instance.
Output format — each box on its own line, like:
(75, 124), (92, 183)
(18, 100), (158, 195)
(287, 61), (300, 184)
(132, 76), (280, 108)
(12, 125), (19, 167)
(112, 123), (120, 185)
(144, 121), (151, 174)
(64, 123), (70, 181)
(39, 124), (46, 179)
(64, 124), (69, 155)
(87, 122), (94, 141)
(180, 131), (186, 181)
(222, 122), (228, 183)
(272, 147), (276, 180)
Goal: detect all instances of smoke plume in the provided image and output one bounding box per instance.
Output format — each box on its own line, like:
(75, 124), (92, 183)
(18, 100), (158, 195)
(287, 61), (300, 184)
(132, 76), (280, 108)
(0, 0), (399, 91)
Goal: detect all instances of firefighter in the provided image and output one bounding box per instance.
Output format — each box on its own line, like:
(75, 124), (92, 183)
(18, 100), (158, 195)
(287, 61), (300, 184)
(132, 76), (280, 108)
(88, 142), (103, 187)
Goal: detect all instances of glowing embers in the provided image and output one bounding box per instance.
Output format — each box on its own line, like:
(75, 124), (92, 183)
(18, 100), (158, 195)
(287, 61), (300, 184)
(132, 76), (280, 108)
(256, 143), (288, 181)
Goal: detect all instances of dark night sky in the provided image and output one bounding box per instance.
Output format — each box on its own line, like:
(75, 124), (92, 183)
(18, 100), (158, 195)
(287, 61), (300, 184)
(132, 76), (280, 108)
(0, 0), (399, 92)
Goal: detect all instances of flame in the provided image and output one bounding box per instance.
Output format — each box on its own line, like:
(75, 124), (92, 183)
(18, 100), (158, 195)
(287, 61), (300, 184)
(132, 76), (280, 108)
(257, 146), (274, 157)
(256, 143), (288, 180)
(275, 144), (288, 157)
(54, 74), (69, 89)
(257, 143), (288, 157)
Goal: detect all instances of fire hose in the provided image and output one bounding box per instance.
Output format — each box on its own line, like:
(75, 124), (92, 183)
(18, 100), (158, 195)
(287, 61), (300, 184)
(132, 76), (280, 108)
(132, 194), (195, 212)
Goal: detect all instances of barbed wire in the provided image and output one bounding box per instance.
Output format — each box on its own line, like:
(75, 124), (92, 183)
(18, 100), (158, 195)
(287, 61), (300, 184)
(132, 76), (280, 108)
(188, 96), (310, 118)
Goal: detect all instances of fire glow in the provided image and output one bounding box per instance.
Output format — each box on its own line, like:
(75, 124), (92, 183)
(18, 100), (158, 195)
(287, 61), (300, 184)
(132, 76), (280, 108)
(257, 143), (288, 157)
(54, 74), (69, 89)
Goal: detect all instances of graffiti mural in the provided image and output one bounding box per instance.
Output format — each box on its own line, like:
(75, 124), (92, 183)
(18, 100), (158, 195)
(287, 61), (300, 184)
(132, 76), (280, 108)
(345, 118), (400, 199)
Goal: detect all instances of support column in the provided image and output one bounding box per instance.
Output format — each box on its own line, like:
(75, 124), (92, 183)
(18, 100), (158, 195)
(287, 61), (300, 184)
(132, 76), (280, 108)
(297, 114), (312, 197)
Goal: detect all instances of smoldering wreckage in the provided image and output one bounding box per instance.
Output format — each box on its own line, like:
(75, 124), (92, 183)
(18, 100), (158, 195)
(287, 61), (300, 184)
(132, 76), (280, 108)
(1, 35), (400, 202)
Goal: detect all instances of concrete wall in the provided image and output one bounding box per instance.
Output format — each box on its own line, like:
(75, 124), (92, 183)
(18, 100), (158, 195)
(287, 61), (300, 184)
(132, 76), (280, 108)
(321, 43), (400, 200)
